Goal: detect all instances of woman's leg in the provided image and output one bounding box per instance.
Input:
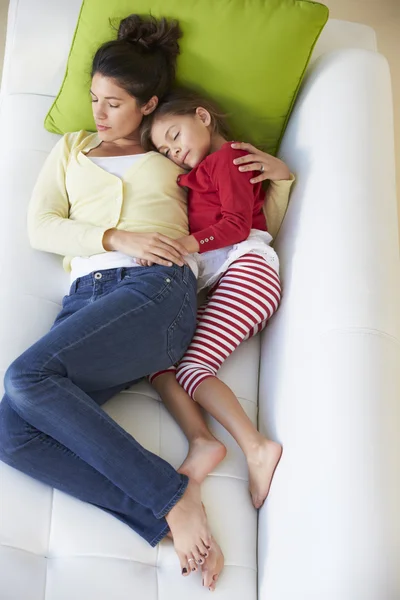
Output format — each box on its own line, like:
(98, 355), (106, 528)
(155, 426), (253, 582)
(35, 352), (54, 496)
(0, 394), (169, 546)
(176, 254), (283, 508)
(1, 265), (212, 566)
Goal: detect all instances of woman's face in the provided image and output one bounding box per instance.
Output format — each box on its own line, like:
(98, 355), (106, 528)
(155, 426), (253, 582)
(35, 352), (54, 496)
(151, 108), (212, 170)
(90, 73), (157, 142)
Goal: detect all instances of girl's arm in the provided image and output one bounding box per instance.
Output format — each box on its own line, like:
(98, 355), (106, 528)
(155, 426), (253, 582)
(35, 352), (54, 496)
(27, 135), (108, 258)
(186, 146), (258, 254)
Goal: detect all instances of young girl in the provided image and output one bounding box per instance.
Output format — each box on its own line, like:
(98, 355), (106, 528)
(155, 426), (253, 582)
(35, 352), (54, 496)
(141, 88), (294, 510)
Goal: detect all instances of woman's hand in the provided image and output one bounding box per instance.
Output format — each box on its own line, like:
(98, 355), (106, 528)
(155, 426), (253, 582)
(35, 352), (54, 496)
(231, 142), (290, 184)
(136, 235), (199, 267)
(103, 229), (188, 267)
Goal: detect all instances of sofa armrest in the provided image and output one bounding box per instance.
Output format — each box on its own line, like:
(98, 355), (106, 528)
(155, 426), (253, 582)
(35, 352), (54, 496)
(258, 49), (400, 599)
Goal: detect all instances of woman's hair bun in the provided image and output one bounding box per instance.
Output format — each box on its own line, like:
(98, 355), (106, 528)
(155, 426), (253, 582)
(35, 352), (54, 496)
(118, 14), (182, 59)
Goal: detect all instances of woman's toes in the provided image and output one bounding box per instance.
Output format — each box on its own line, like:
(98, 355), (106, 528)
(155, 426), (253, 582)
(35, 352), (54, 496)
(198, 539), (210, 557)
(202, 569), (213, 588)
(209, 576), (218, 592)
(188, 554), (198, 572)
(202, 535), (212, 551)
(192, 546), (205, 566)
(178, 551), (190, 576)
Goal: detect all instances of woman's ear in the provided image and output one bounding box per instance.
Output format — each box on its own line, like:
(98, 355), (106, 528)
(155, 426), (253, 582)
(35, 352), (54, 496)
(142, 96), (158, 116)
(196, 107), (212, 127)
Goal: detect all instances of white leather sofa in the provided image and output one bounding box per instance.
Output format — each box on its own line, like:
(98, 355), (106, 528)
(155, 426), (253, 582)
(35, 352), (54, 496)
(1, 2), (400, 599)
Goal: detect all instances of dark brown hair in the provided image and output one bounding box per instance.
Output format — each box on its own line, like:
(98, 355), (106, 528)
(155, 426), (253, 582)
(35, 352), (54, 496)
(141, 86), (231, 150)
(91, 14), (182, 105)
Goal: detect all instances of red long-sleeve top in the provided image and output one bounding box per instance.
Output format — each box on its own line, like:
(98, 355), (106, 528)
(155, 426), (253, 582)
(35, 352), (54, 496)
(177, 143), (267, 253)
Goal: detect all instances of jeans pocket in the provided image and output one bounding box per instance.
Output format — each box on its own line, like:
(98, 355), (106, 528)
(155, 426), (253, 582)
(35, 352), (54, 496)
(167, 292), (196, 365)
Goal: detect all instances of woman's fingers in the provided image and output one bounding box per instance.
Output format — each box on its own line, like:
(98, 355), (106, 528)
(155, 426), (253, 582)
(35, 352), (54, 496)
(157, 234), (189, 256)
(237, 161), (268, 173)
(249, 173), (268, 184)
(152, 244), (185, 266)
(235, 161), (271, 184)
(233, 153), (265, 166)
(231, 141), (259, 155)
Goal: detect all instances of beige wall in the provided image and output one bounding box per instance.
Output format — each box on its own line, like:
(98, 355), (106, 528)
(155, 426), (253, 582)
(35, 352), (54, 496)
(0, 0), (8, 80)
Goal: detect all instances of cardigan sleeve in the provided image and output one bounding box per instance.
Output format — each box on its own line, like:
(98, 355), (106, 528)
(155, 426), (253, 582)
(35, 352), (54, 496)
(263, 173), (295, 239)
(27, 133), (108, 258)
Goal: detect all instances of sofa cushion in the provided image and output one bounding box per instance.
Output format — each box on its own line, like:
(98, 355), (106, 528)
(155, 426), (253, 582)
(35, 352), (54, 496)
(44, 0), (328, 155)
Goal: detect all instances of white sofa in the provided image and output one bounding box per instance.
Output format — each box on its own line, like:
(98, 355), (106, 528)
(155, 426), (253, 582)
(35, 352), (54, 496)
(1, 2), (400, 599)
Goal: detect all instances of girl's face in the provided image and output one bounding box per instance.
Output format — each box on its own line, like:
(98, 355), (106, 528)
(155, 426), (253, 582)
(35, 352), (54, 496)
(151, 108), (212, 169)
(90, 74), (157, 143)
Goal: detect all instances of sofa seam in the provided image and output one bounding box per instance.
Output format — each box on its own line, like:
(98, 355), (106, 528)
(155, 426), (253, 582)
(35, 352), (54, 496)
(317, 326), (400, 347)
(0, 545), (256, 571)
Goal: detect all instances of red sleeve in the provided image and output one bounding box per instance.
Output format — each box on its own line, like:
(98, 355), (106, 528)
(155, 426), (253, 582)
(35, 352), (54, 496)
(192, 146), (259, 253)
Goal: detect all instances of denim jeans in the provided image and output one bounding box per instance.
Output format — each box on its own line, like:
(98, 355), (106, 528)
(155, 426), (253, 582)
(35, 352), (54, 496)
(0, 264), (197, 546)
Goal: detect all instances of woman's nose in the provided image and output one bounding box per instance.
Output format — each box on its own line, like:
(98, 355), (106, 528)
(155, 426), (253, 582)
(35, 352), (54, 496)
(174, 147), (180, 157)
(94, 106), (107, 120)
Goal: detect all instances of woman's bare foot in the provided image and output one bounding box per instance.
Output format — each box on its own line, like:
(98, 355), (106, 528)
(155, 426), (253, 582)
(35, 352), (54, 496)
(202, 536), (224, 592)
(165, 479), (212, 575)
(247, 439), (282, 509)
(178, 435), (227, 483)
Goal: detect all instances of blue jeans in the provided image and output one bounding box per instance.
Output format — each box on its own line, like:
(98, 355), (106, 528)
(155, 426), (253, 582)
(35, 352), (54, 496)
(0, 264), (197, 546)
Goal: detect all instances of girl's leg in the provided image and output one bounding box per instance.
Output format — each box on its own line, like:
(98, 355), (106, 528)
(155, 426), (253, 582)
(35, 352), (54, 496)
(2, 265), (212, 565)
(151, 371), (226, 483)
(176, 254), (283, 508)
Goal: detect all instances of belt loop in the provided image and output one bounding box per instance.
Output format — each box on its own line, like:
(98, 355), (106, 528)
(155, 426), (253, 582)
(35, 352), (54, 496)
(117, 267), (125, 282)
(182, 264), (189, 285)
(73, 278), (79, 293)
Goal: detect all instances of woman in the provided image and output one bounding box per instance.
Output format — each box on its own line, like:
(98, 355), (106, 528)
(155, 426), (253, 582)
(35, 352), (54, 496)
(0, 14), (219, 587)
(0, 14), (279, 591)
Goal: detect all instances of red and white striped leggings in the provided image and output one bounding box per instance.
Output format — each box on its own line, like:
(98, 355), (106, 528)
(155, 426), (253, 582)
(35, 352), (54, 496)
(149, 253), (281, 399)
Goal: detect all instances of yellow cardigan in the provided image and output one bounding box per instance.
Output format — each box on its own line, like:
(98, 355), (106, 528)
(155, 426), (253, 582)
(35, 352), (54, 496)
(28, 130), (294, 272)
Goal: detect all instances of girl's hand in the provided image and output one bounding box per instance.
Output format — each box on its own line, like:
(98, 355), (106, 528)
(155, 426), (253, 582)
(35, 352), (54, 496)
(103, 230), (188, 267)
(231, 142), (290, 184)
(137, 259), (154, 267)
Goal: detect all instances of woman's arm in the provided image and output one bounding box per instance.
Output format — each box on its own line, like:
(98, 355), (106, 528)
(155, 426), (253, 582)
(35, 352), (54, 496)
(27, 135), (108, 258)
(231, 142), (295, 238)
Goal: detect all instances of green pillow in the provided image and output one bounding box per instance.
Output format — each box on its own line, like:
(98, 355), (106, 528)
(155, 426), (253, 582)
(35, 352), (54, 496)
(45, 0), (328, 155)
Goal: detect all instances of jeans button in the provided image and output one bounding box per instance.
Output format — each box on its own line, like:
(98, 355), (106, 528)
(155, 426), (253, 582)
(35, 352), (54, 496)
(94, 272), (102, 280)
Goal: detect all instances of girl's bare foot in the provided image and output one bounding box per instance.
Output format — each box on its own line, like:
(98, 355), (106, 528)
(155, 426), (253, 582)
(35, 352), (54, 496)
(202, 536), (224, 592)
(165, 479), (212, 575)
(247, 440), (282, 509)
(178, 435), (227, 483)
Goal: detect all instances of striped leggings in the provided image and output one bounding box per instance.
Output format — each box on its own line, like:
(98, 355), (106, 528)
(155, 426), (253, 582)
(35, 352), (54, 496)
(149, 253), (281, 399)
